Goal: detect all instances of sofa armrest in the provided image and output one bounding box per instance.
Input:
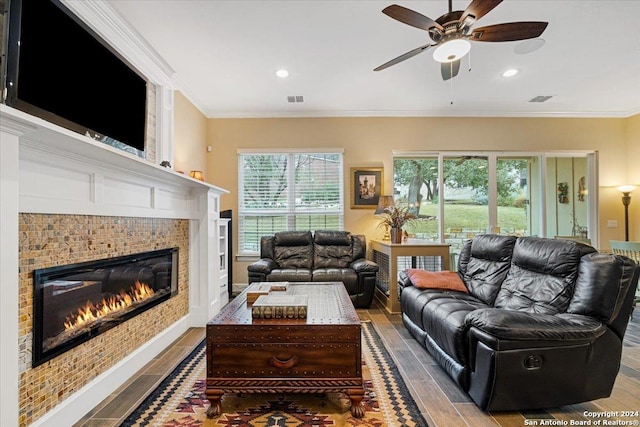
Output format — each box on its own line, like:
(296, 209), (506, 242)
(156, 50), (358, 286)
(466, 308), (605, 342)
(397, 270), (413, 297)
(350, 258), (378, 274)
(247, 258), (278, 275)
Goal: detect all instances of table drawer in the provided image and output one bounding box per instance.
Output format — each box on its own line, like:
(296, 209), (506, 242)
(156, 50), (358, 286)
(208, 324), (361, 344)
(208, 342), (360, 378)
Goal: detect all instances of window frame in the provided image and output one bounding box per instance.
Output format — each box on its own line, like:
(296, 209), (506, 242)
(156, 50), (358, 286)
(237, 148), (345, 257)
(392, 150), (598, 247)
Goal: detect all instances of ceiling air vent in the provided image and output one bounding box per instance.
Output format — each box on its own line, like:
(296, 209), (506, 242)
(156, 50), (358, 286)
(287, 95), (304, 103)
(529, 95), (553, 103)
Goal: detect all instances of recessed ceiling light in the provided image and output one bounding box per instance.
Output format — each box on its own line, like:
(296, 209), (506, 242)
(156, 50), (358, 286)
(502, 69), (519, 78)
(275, 69), (289, 78)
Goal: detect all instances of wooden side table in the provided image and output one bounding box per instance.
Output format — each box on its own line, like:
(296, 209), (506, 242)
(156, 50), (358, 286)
(370, 239), (451, 313)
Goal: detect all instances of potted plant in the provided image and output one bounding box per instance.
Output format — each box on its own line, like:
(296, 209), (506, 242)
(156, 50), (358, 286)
(377, 204), (417, 243)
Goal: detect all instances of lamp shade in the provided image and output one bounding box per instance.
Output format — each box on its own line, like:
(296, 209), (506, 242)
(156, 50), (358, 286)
(375, 195), (395, 215)
(618, 185), (635, 193)
(189, 170), (204, 181)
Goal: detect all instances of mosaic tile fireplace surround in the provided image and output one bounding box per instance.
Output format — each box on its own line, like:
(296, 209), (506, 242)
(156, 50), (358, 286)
(18, 214), (190, 426)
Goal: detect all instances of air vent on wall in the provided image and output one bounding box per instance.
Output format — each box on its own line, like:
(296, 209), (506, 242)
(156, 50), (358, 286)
(287, 95), (304, 103)
(529, 95), (553, 103)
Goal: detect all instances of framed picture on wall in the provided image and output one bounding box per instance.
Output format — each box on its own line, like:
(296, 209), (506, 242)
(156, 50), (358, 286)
(350, 167), (383, 209)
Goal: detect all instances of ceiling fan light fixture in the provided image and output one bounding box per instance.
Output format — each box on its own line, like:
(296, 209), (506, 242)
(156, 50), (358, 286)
(433, 39), (471, 63)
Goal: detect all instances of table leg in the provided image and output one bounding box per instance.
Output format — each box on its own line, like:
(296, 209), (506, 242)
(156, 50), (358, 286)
(205, 389), (224, 418)
(347, 387), (365, 418)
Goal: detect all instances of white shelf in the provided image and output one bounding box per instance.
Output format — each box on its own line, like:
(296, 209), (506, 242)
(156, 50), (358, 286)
(218, 218), (230, 303)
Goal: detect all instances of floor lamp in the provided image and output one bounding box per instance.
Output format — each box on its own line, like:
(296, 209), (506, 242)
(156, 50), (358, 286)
(618, 185), (635, 241)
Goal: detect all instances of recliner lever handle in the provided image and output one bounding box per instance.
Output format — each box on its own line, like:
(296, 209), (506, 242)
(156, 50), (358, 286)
(523, 354), (543, 370)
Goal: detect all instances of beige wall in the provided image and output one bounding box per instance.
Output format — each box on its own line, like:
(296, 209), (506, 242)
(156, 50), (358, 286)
(627, 114), (640, 184)
(173, 91), (208, 176)
(170, 92), (637, 283)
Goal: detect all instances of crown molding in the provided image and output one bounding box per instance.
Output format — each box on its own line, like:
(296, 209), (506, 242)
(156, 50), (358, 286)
(204, 108), (639, 119)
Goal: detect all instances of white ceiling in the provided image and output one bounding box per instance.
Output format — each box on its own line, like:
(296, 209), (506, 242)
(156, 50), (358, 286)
(107, 0), (640, 119)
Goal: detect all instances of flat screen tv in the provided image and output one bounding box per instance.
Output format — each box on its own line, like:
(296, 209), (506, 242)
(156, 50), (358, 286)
(1, 0), (147, 154)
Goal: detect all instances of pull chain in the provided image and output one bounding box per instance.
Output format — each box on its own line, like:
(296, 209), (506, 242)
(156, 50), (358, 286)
(450, 62), (454, 105)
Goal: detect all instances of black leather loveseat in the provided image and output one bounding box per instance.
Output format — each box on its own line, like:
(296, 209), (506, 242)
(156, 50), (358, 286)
(399, 234), (639, 411)
(247, 230), (379, 308)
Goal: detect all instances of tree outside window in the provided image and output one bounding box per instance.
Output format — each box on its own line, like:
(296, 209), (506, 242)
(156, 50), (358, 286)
(239, 152), (343, 254)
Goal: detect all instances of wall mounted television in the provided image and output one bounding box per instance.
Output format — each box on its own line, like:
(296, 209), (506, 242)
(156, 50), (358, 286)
(1, 0), (148, 154)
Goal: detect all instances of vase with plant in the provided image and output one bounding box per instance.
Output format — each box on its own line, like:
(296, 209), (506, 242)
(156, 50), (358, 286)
(377, 204), (417, 243)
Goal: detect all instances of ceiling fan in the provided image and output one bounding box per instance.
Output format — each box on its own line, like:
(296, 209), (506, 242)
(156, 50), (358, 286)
(374, 0), (548, 80)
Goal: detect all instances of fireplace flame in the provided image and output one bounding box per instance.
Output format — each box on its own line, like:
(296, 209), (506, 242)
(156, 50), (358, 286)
(64, 281), (155, 331)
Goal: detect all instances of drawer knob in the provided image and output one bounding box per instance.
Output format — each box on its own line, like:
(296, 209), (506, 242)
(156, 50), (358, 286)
(270, 355), (299, 369)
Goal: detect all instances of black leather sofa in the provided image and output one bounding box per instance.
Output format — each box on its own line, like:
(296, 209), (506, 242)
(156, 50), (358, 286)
(247, 230), (379, 308)
(398, 234), (639, 411)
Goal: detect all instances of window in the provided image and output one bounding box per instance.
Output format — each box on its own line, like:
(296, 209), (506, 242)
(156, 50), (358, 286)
(393, 151), (597, 256)
(238, 150), (344, 255)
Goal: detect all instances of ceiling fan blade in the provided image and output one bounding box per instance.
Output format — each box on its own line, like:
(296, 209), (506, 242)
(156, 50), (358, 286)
(471, 22), (548, 42)
(441, 59), (461, 81)
(374, 44), (432, 71)
(382, 4), (443, 32)
(461, 0), (503, 22)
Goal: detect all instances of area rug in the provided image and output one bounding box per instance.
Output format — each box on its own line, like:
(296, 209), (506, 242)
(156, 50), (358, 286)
(122, 322), (428, 426)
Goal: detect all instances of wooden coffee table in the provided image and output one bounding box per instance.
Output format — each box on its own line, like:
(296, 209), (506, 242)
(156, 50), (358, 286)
(205, 282), (364, 418)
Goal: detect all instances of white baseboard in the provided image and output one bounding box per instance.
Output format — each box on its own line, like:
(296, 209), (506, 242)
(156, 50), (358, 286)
(29, 315), (191, 427)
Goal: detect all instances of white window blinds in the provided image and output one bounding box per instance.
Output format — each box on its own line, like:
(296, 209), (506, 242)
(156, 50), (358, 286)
(238, 151), (344, 254)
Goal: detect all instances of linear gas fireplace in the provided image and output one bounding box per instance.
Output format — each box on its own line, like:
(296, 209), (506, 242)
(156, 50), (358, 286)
(32, 248), (179, 367)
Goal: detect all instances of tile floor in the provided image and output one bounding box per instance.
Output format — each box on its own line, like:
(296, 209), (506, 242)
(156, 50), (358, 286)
(74, 297), (640, 427)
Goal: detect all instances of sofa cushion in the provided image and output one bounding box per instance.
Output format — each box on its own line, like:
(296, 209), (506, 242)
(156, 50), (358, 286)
(423, 293), (491, 365)
(406, 269), (468, 293)
(401, 286), (490, 365)
(274, 231), (313, 269)
(314, 230), (353, 268)
(466, 308), (605, 341)
(459, 234), (517, 305)
(352, 234), (367, 260)
(314, 230), (351, 246)
(312, 268), (358, 291)
(260, 235), (276, 260)
(267, 268), (312, 282)
(494, 237), (597, 314)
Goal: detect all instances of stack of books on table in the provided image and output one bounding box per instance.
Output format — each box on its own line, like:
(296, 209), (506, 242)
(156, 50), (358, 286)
(251, 294), (308, 319)
(246, 282), (289, 304)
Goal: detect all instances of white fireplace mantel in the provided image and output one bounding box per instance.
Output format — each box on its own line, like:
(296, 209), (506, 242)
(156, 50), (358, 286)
(0, 105), (228, 426)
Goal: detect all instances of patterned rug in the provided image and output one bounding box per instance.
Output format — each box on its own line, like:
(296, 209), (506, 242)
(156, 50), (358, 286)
(122, 322), (428, 426)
